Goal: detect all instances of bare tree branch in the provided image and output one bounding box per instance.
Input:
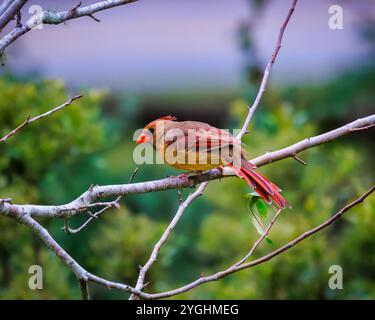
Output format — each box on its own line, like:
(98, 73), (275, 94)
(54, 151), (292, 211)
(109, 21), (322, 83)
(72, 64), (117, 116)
(62, 197), (121, 234)
(140, 185), (375, 299)
(236, 0), (298, 140)
(0, 94), (82, 143)
(78, 278), (90, 300)
(0, 0), (138, 53)
(0, 0), (28, 32)
(235, 208), (282, 266)
(9, 183), (373, 300)
(17, 212), (148, 297)
(129, 181), (209, 299)
(62, 168), (139, 234)
(0, 0), (15, 17)
(251, 114), (375, 166)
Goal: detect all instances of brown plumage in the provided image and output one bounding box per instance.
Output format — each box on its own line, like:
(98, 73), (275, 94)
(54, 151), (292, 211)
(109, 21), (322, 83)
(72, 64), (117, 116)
(136, 116), (288, 208)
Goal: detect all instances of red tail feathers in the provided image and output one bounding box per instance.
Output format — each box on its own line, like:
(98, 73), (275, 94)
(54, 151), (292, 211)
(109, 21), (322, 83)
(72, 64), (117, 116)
(228, 156), (289, 209)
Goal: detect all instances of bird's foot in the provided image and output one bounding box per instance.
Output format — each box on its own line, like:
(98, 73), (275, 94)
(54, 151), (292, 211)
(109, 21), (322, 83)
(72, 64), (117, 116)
(217, 166), (224, 173)
(176, 173), (189, 180)
(188, 170), (204, 177)
(169, 171), (202, 183)
(176, 171), (203, 179)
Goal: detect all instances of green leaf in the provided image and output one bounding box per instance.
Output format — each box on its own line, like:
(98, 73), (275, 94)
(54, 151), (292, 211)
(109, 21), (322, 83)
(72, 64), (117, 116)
(248, 191), (261, 197)
(246, 196), (257, 212)
(256, 198), (268, 218)
(251, 216), (264, 235)
(266, 237), (273, 245)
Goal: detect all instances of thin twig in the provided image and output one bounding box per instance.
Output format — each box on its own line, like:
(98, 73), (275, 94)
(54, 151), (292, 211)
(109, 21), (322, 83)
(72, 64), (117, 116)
(17, 213), (145, 298)
(0, 0), (27, 32)
(16, 11), (22, 28)
(129, 182), (209, 299)
(235, 208), (282, 266)
(78, 278), (90, 300)
(88, 14), (101, 22)
(0, 0), (138, 53)
(0, 95), (82, 143)
(237, 0), (298, 140)
(63, 197), (121, 234)
(349, 123), (375, 132)
(177, 191), (183, 205)
(293, 154), (307, 165)
(0, 0), (14, 18)
(63, 168), (139, 234)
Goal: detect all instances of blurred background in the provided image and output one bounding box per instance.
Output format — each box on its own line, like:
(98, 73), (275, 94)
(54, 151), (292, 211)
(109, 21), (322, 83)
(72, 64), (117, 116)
(0, 0), (374, 299)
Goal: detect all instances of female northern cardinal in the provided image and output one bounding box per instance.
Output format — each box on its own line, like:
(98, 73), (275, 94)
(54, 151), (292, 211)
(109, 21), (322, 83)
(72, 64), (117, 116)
(136, 116), (288, 208)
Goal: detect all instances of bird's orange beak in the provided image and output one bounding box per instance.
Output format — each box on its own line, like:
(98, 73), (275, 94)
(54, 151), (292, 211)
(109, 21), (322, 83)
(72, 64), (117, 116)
(136, 132), (151, 144)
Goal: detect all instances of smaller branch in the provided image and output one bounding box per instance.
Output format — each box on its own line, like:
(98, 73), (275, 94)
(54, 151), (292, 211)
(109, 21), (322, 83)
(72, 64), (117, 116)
(63, 168), (139, 234)
(0, 0), (14, 17)
(237, 0), (298, 140)
(0, 0), (27, 32)
(271, 0), (297, 63)
(19, 214), (89, 280)
(130, 181), (209, 299)
(68, 2), (82, 18)
(63, 197), (121, 234)
(61, 198), (120, 215)
(293, 154), (307, 165)
(15, 211), (145, 299)
(349, 123), (375, 132)
(0, 198), (12, 204)
(78, 278), (90, 300)
(0, 0), (138, 53)
(88, 14), (101, 22)
(235, 208), (282, 266)
(177, 191), (182, 205)
(16, 11), (22, 28)
(251, 114), (375, 166)
(0, 94), (82, 144)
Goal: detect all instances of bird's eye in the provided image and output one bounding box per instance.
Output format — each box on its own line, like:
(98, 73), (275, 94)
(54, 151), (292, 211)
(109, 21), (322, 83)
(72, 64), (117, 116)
(148, 128), (154, 134)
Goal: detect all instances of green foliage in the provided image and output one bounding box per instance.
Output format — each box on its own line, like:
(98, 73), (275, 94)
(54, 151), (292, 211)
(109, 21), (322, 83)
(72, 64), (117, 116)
(282, 66), (375, 122)
(89, 209), (166, 299)
(0, 75), (110, 298)
(0, 76), (107, 189)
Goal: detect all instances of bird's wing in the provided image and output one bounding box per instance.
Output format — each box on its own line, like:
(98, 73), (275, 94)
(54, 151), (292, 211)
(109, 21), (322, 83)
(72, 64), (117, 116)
(162, 121), (243, 161)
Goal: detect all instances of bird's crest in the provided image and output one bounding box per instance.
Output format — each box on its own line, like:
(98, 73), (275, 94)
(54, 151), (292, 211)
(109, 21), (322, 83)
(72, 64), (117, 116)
(157, 115), (177, 121)
(144, 115), (177, 130)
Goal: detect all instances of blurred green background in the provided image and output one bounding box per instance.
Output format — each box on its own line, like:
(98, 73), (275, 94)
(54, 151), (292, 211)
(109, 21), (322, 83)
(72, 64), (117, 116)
(0, 0), (374, 299)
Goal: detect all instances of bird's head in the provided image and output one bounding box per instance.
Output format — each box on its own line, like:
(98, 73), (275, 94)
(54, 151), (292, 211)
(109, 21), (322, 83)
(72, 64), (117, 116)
(136, 115), (177, 144)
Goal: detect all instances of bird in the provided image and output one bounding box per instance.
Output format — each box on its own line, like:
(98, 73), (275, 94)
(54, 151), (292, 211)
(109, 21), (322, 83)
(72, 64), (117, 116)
(135, 115), (288, 209)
